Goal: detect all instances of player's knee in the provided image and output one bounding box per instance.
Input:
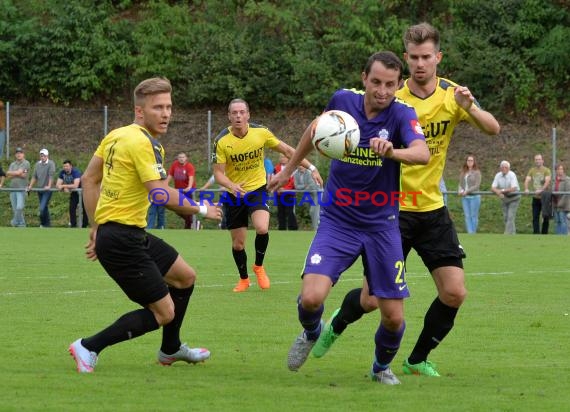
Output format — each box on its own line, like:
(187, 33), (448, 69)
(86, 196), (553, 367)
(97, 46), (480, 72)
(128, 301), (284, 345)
(178, 269), (196, 288)
(381, 313), (405, 331)
(156, 312), (175, 326)
(166, 266), (196, 289)
(360, 294), (378, 312)
(441, 286), (467, 307)
(300, 293), (324, 311)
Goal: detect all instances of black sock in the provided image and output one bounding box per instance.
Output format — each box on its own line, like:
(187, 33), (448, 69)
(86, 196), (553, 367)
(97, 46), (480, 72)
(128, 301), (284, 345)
(331, 288), (366, 335)
(254, 233), (269, 266)
(232, 248), (248, 279)
(161, 285), (194, 354)
(82, 308), (159, 354)
(408, 297), (458, 364)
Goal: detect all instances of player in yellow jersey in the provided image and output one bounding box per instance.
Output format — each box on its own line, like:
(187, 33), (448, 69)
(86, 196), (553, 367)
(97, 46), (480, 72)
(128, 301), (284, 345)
(213, 98), (322, 292)
(68, 77), (222, 373)
(311, 23), (500, 377)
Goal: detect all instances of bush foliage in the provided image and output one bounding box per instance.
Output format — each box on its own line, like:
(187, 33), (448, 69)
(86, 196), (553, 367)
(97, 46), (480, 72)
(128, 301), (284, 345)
(1, 0), (568, 120)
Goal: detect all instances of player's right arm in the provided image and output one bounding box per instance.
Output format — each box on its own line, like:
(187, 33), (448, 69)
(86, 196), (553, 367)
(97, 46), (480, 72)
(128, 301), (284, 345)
(144, 179), (222, 221)
(267, 121), (318, 192)
(82, 154), (104, 261)
(213, 163), (246, 196)
(81, 155), (103, 229)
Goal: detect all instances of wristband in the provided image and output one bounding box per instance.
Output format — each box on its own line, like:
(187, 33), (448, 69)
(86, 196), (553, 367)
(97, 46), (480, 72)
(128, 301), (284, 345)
(198, 205), (207, 217)
(308, 164), (316, 172)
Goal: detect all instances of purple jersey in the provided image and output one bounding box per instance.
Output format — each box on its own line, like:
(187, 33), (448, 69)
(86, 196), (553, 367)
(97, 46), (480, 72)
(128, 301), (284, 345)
(320, 89), (425, 231)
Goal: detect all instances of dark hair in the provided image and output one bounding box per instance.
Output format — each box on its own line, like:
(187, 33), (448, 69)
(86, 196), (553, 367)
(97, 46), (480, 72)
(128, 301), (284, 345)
(403, 22), (441, 52)
(363, 51), (404, 81)
(63, 159), (73, 166)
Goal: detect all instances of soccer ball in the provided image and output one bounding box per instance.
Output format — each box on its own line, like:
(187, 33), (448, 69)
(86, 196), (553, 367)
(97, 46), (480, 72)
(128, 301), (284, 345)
(311, 110), (360, 159)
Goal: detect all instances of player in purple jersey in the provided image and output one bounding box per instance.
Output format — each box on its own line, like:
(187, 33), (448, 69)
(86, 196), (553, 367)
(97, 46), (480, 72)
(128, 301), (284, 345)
(269, 51), (429, 384)
(311, 23), (501, 378)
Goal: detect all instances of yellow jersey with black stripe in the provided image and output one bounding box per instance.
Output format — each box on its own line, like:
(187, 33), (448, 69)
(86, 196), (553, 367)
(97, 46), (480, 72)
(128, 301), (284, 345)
(94, 124), (167, 227)
(213, 123), (280, 192)
(396, 77), (478, 212)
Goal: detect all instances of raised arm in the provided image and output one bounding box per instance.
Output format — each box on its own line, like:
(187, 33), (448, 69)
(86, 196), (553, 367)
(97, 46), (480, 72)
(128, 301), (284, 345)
(454, 86), (500, 135)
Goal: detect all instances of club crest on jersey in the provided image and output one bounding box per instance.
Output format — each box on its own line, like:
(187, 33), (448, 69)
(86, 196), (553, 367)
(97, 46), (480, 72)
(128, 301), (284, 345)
(410, 120), (424, 135)
(377, 129), (390, 140)
(310, 253), (322, 265)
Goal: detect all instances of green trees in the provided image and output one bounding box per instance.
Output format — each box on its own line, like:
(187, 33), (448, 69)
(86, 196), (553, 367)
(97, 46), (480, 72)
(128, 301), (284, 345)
(0, 0), (568, 120)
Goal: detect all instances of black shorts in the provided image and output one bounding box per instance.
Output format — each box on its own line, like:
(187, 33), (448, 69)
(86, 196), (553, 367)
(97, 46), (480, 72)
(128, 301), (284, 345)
(95, 222), (178, 306)
(224, 186), (270, 230)
(399, 207), (465, 272)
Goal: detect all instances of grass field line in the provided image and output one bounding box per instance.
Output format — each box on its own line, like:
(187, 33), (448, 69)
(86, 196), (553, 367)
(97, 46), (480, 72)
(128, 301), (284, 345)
(3, 268), (566, 297)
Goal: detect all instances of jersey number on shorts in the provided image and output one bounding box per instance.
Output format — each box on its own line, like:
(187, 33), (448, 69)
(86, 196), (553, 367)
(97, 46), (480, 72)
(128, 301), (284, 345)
(394, 260), (405, 285)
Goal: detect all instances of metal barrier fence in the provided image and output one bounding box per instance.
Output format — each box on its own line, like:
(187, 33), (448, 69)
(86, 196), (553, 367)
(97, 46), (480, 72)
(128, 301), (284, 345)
(1, 187), (569, 229)
(1, 104), (222, 167)
(0, 187), (86, 228)
(0, 104), (317, 170)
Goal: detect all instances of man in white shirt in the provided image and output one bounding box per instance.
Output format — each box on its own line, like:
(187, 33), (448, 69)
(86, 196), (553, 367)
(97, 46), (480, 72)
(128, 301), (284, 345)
(491, 160), (521, 234)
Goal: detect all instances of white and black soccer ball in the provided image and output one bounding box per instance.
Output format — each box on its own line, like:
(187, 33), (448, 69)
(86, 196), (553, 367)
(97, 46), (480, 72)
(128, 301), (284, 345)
(311, 110), (360, 159)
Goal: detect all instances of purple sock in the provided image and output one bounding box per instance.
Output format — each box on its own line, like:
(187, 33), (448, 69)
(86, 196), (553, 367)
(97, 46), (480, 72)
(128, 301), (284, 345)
(373, 321), (406, 372)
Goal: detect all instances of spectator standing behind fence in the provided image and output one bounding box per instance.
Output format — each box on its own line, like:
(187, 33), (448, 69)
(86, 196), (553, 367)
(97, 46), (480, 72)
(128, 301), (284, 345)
(0, 100), (6, 158)
(552, 164), (570, 235)
(492, 160), (521, 234)
(5, 147), (30, 227)
(56, 160), (89, 228)
(458, 154), (482, 233)
(167, 152), (196, 229)
(294, 165), (321, 230)
(27, 148), (55, 227)
(524, 154), (552, 234)
(274, 153), (298, 231)
(0, 164), (5, 187)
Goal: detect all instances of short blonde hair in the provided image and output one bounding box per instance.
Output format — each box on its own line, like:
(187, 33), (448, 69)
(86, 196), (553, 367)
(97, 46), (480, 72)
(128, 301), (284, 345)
(134, 77), (172, 106)
(228, 98), (249, 113)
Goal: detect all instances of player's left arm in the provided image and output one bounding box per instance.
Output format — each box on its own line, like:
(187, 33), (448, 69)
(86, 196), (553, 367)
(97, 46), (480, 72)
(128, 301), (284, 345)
(455, 86), (500, 135)
(372, 138), (429, 165)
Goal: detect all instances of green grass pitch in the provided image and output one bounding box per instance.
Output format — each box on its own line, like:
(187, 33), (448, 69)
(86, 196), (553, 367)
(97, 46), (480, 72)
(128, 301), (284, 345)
(0, 228), (568, 411)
